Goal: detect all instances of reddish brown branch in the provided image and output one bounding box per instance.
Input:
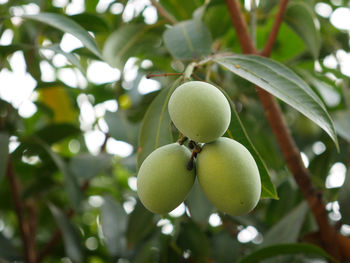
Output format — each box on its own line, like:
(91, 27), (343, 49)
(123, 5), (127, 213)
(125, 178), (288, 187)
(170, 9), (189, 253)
(261, 0), (289, 56)
(225, 0), (344, 260)
(146, 72), (183, 79)
(6, 159), (37, 263)
(150, 0), (177, 25)
(225, 0), (256, 54)
(38, 180), (90, 262)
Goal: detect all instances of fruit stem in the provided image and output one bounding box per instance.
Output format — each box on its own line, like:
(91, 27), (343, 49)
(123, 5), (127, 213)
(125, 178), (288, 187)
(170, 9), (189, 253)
(177, 134), (188, 145)
(146, 72), (183, 79)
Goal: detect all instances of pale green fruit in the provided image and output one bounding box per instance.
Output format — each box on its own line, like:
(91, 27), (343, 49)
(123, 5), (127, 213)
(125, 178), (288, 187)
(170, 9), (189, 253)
(168, 81), (231, 143)
(137, 143), (195, 214)
(197, 137), (261, 216)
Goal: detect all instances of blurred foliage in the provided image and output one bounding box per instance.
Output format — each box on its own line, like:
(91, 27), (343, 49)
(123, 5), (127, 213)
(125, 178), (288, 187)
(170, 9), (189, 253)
(0, 0), (350, 262)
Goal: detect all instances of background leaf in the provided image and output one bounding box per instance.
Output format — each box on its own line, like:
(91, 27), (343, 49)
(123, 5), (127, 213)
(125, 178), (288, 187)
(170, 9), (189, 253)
(23, 13), (101, 58)
(238, 243), (333, 263)
(285, 2), (320, 59)
(101, 195), (128, 257)
(48, 204), (83, 263)
(333, 110), (350, 143)
(0, 233), (22, 261)
(215, 55), (338, 147)
(137, 77), (182, 168)
(163, 19), (212, 60)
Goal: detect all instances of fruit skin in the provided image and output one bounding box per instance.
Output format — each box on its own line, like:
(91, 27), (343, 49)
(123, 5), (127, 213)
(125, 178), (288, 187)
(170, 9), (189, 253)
(197, 137), (261, 216)
(137, 143), (195, 214)
(168, 81), (231, 143)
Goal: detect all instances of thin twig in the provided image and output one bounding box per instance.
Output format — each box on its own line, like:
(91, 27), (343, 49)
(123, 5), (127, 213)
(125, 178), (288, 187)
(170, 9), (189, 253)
(225, 0), (344, 259)
(146, 72), (183, 79)
(6, 159), (36, 263)
(261, 0), (289, 57)
(150, 0), (177, 25)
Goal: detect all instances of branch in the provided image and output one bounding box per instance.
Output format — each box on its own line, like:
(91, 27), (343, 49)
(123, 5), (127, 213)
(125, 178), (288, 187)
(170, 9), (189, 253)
(225, 0), (256, 54)
(261, 0), (289, 57)
(225, 0), (343, 259)
(6, 159), (36, 263)
(150, 0), (177, 25)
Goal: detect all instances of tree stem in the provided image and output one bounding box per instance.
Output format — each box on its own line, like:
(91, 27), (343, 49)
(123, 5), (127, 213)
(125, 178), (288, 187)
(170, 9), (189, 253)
(225, 0), (344, 259)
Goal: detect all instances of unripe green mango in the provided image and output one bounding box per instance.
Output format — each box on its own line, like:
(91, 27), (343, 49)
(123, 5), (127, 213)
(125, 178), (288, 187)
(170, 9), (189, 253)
(168, 81), (231, 143)
(137, 143), (195, 214)
(197, 137), (261, 216)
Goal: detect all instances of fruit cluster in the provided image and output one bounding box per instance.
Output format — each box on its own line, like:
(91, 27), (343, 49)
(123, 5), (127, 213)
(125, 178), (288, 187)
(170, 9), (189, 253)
(137, 81), (261, 216)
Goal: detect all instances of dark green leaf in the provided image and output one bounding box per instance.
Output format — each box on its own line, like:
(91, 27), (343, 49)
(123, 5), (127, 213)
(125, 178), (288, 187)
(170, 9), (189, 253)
(70, 13), (110, 33)
(177, 221), (210, 260)
(69, 153), (111, 180)
(137, 77), (183, 169)
(35, 123), (81, 145)
(0, 233), (22, 261)
(103, 24), (156, 69)
(126, 201), (155, 248)
(0, 132), (9, 180)
(101, 195), (128, 257)
(105, 110), (139, 145)
(238, 243), (333, 263)
(285, 2), (320, 59)
(338, 169), (350, 225)
(211, 232), (240, 263)
(218, 87), (277, 199)
(186, 179), (213, 225)
(23, 13), (101, 58)
(261, 201), (308, 247)
(215, 55), (338, 148)
(333, 110), (350, 143)
(48, 204), (83, 263)
(163, 19), (212, 60)
(37, 139), (83, 211)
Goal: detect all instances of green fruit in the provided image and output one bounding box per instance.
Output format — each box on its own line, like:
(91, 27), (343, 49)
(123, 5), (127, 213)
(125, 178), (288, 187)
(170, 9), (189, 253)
(197, 137), (261, 216)
(293, 114), (321, 137)
(168, 81), (231, 143)
(137, 143), (195, 214)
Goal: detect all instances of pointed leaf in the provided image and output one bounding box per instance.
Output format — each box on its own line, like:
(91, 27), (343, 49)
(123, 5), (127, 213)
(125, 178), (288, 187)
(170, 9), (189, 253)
(48, 204), (83, 263)
(0, 132), (9, 180)
(0, 233), (22, 261)
(333, 110), (350, 143)
(137, 77), (183, 168)
(36, 138), (82, 211)
(215, 55), (338, 148)
(218, 87), (277, 199)
(261, 201), (308, 247)
(23, 13), (101, 58)
(285, 2), (320, 59)
(163, 19), (212, 60)
(101, 195), (128, 257)
(238, 243), (333, 263)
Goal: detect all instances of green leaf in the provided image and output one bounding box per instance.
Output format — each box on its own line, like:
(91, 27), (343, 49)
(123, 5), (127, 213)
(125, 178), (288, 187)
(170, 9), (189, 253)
(238, 243), (333, 263)
(23, 13), (101, 58)
(37, 138), (83, 211)
(333, 110), (350, 143)
(137, 77), (183, 169)
(285, 1), (320, 59)
(261, 201), (308, 247)
(0, 132), (9, 180)
(338, 168), (350, 225)
(101, 195), (128, 257)
(177, 221), (211, 260)
(103, 24), (156, 69)
(41, 44), (85, 73)
(163, 19), (212, 60)
(186, 179), (214, 225)
(211, 232), (240, 262)
(218, 87), (277, 199)
(215, 55), (338, 148)
(70, 13), (110, 33)
(0, 233), (22, 261)
(126, 201), (155, 249)
(48, 204), (83, 263)
(34, 123), (81, 145)
(69, 153), (111, 180)
(105, 111), (139, 146)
